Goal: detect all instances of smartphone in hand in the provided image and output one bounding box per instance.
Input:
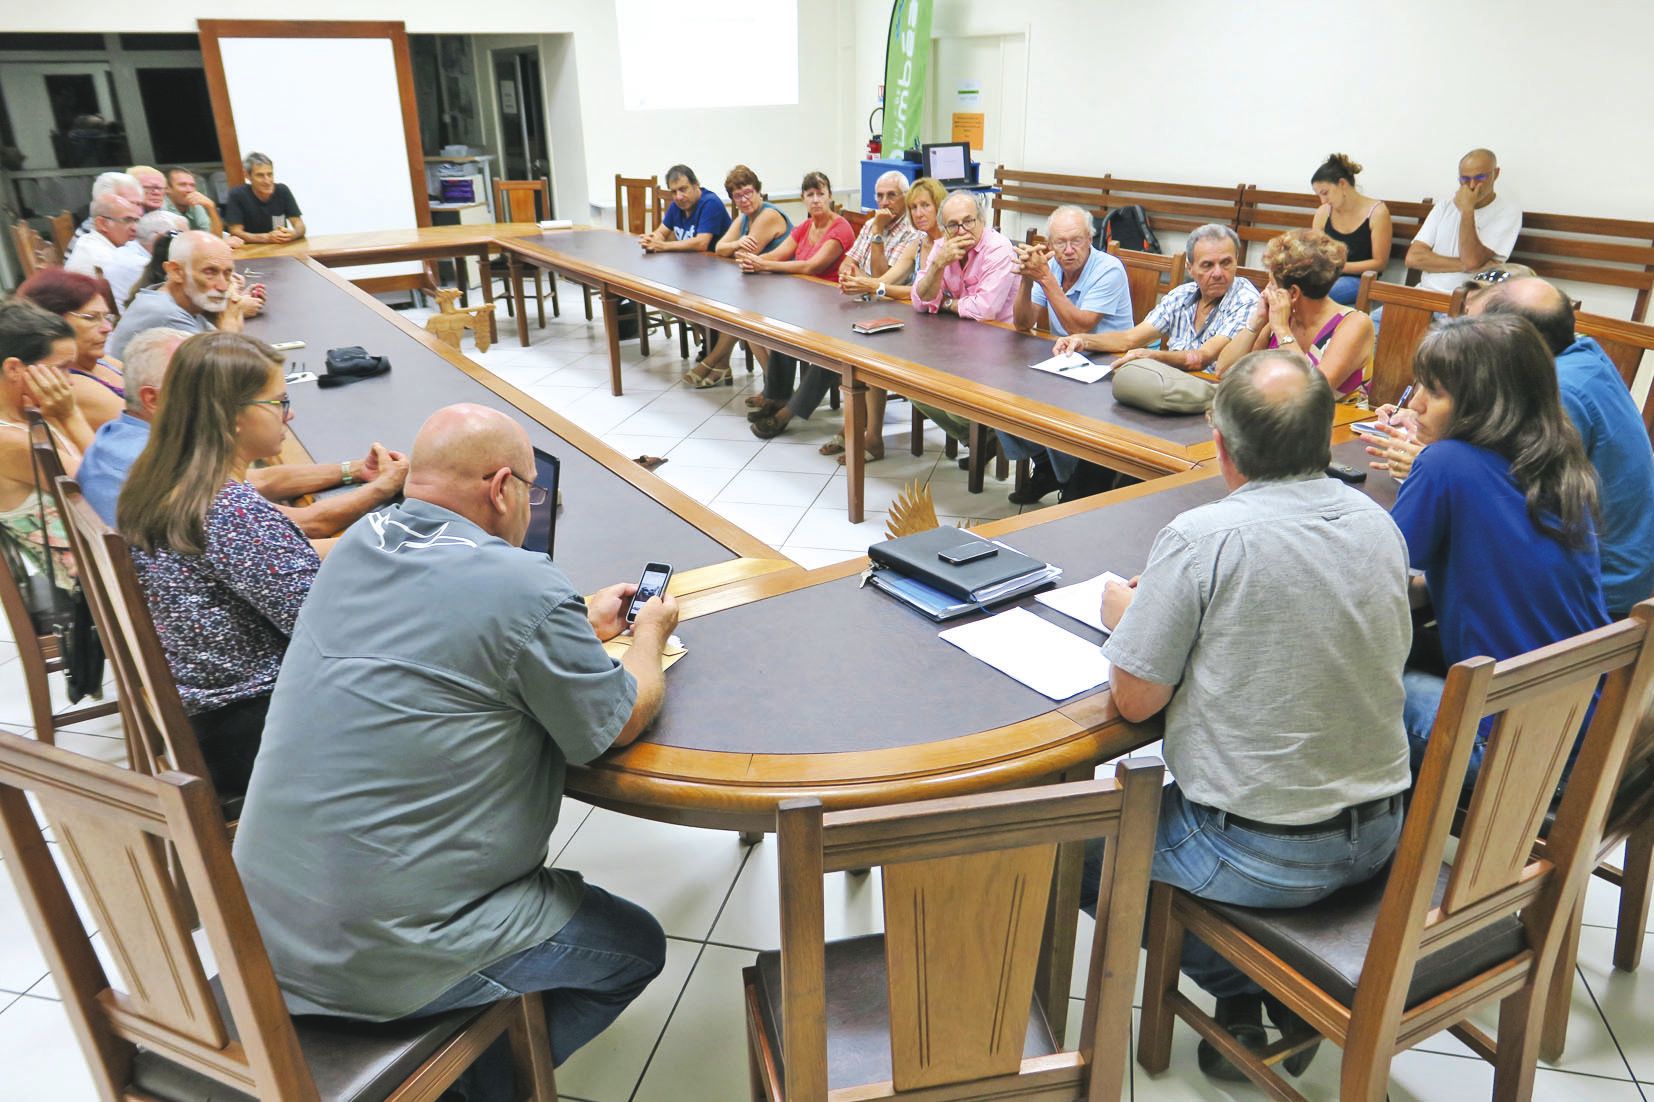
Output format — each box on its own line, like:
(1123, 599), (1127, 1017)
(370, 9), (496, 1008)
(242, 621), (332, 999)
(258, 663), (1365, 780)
(625, 562), (674, 625)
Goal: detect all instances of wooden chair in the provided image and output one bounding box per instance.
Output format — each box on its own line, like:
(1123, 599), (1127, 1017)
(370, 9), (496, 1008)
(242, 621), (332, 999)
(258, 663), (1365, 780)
(1138, 602), (1654, 1102)
(9, 218), (63, 277)
(50, 209), (75, 255)
(613, 173), (676, 356)
(0, 431), (120, 747)
(1572, 309), (1654, 444)
(494, 178), (560, 326)
(1107, 242), (1187, 325)
(1358, 273), (1468, 407)
(841, 207), (871, 237)
(54, 479), (232, 818)
(0, 727), (557, 1102)
(1508, 212), (1654, 322)
(1235, 264), (1271, 292)
(991, 166), (1109, 237)
(744, 759), (1165, 1101)
(1095, 176), (1245, 240)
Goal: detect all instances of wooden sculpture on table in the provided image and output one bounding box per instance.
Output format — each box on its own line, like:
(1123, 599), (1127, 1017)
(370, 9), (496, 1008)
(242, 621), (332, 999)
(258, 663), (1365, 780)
(424, 287), (495, 354)
(884, 479), (973, 540)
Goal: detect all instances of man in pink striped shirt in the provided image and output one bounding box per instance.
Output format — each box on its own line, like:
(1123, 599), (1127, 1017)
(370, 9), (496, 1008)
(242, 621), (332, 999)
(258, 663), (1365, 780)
(910, 192), (1019, 322)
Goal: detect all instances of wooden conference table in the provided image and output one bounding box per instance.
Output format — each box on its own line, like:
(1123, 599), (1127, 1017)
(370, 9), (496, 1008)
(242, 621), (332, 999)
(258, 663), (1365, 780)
(236, 240), (1393, 1033)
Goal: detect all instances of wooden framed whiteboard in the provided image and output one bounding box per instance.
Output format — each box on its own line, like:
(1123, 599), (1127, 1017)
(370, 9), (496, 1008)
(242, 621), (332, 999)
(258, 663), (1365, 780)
(199, 20), (431, 286)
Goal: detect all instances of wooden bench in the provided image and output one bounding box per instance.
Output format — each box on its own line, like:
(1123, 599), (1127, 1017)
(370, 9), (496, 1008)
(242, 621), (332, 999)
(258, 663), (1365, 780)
(1237, 185), (1433, 272)
(990, 167), (1109, 234)
(1508, 211), (1654, 322)
(1096, 176), (1244, 239)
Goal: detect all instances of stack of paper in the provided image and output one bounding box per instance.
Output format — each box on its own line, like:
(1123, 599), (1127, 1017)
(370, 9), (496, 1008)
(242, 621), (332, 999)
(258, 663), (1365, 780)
(939, 608), (1111, 700)
(1035, 571), (1131, 633)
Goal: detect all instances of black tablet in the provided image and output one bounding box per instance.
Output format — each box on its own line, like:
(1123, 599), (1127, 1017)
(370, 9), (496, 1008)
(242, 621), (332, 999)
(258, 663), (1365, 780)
(522, 447), (561, 558)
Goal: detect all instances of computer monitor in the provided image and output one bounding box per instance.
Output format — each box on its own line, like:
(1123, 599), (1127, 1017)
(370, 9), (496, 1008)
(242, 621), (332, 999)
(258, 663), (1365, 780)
(521, 447), (561, 559)
(921, 141), (972, 187)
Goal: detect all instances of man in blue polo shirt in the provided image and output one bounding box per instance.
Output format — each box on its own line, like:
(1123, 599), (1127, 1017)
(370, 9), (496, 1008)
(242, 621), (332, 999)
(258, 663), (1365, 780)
(1474, 278), (1654, 616)
(640, 164), (731, 253)
(998, 204), (1133, 504)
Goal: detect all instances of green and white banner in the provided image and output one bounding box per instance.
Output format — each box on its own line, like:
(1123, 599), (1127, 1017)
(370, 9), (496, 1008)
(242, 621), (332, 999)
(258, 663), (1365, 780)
(882, 0), (933, 155)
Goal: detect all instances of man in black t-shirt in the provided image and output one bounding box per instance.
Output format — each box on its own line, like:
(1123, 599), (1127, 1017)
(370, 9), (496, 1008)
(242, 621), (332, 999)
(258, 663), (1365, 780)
(224, 151), (306, 243)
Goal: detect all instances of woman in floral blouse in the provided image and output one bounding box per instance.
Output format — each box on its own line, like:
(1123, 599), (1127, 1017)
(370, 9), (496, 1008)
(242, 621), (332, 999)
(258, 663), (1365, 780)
(120, 331), (319, 797)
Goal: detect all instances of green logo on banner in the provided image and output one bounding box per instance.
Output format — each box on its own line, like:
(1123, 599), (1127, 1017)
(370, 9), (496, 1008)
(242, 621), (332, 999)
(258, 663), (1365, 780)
(882, 0), (933, 155)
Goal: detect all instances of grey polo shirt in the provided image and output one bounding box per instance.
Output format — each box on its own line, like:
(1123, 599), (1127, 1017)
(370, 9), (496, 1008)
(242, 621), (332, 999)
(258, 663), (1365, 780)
(232, 498), (637, 1020)
(108, 287), (210, 359)
(1104, 475), (1412, 824)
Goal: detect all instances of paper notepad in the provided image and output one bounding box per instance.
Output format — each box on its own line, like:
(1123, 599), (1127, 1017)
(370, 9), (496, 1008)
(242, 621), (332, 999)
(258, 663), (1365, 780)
(939, 607), (1111, 700)
(1029, 350), (1113, 384)
(538, 219), (574, 230)
(1035, 571), (1130, 633)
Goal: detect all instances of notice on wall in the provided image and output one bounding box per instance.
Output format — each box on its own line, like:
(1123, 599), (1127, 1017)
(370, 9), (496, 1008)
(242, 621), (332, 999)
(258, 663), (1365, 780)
(955, 80), (981, 108)
(499, 78), (518, 115)
(951, 112), (985, 150)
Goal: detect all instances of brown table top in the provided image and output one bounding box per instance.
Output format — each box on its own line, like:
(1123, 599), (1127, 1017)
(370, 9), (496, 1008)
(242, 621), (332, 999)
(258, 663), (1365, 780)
(236, 223), (543, 264)
(244, 256), (770, 592)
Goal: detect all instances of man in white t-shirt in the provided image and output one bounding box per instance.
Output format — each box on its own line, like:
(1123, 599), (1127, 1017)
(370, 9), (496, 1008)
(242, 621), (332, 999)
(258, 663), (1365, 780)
(1406, 148), (1523, 293)
(65, 192), (141, 278)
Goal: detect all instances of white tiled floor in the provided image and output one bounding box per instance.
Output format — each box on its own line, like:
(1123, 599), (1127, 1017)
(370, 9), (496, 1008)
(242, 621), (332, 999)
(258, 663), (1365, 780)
(1, 288), (1649, 1101)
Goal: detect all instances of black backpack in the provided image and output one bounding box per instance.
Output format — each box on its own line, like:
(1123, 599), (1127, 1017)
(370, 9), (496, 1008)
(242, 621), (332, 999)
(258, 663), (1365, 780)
(1096, 205), (1159, 254)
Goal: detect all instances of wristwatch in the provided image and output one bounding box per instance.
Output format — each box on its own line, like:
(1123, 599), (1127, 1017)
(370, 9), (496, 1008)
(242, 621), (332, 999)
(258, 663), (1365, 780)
(871, 234), (886, 244)
(1278, 334), (1298, 346)
(875, 282), (887, 299)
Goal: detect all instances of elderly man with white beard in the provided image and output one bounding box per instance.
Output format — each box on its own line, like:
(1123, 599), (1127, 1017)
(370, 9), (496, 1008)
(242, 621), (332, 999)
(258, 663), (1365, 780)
(108, 231), (264, 359)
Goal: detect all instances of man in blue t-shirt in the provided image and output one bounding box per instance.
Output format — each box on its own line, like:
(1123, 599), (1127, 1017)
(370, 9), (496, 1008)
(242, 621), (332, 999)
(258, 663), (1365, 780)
(1474, 278), (1654, 616)
(640, 164), (731, 253)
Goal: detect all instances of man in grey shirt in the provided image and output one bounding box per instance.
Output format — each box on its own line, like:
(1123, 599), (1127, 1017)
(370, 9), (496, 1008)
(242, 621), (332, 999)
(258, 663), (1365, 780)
(233, 404), (679, 1096)
(107, 230), (258, 358)
(1082, 351), (1412, 1082)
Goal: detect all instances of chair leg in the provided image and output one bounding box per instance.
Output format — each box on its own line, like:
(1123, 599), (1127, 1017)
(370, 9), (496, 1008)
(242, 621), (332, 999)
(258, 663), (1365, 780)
(534, 272), (547, 329)
(1015, 457), (1031, 494)
(966, 423), (990, 493)
(583, 285), (594, 322)
(911, 407), (924, 457)
(1616, 818), (1654, 970)
(1539, 891), (1585, 1062)
(828, 383), (840, 412)
(679, 320), (691, 359)
(548, 270), (561, 318)
(636, 301), (650, 356)
(1490, 980), (1545, 1102)
(994, 447), (1009, 481)
(945, 434), (958, 460)
(506, 993), (557, 1100)
(1136, 884), (1180, 1074)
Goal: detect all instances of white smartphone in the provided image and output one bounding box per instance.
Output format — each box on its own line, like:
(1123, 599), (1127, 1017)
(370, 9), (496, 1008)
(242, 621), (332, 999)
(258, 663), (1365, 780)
(269, 340), (306, 352)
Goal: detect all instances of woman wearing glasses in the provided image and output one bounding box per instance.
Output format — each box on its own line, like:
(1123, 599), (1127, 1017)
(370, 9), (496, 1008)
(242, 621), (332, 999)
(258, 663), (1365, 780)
(17, 268), (128, 430)
(682, 165), (794, 389)
(120, 331), (320, 798)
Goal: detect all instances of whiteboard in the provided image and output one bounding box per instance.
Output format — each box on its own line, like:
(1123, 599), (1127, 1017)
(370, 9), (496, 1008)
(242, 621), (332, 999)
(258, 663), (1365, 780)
(217, 36), (421, 280)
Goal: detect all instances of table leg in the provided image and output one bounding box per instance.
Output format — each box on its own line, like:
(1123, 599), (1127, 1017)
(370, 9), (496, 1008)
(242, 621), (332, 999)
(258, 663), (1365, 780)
(455, 251), (470, 307)
(509, 252), (529, 347)
(966, 422), (990, 494)
(1035, 763), (1093, 1042)
(635, 300), (651, 356)
(600, 286), (625, 396)
(478, 247), (497, 345)
(842, 370), (867, 524)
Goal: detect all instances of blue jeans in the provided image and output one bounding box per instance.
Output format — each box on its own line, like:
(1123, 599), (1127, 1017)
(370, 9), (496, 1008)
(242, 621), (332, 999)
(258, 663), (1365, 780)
(995, 432), (1079, 481)
(1329, 274), (1362, 305)
(410, 881), (666, 1101)
(1080, 783), (1404, 998)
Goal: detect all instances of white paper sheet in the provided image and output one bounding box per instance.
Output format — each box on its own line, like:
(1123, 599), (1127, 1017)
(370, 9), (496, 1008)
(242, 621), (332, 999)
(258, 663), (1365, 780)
(1035, 571), (1130, 633)
(939, 607), (1111, 700)
(1029, 350), (1113, 384)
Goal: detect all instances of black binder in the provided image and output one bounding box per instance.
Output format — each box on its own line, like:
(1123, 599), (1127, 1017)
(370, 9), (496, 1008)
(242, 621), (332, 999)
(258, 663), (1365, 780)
(867, 527), (1048, 603)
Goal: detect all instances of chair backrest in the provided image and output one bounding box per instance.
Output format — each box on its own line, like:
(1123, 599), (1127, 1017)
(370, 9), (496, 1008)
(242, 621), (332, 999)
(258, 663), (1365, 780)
(0, 728), (319, 1100)
(1571, 309), (1654, 445)
(54, 478), (215, 792)
(651, 186), (673, 229)
(10, 219), (62, 277)
(1359, 274), (1468, 407)
(1235, 264), (1271, 292)
(614, 173), (660, 235)
(774, 759), (1164, 1100)
(1235, 185), (1319, 256)
(1096, 175), (1245, 239)
(1351, 604), (1654, 1050)
(1107, 242), (1187, 325)
(1508, 211), (1654, 322)
(0, 524), (65, 741)
(990, 166), (1109, 232)
(494, 178), (551, 225)
(50, 210), (76, 255)
(841, 207), (871, 237)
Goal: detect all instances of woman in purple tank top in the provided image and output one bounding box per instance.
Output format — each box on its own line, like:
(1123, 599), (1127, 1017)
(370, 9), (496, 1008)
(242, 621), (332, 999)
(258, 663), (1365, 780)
(1215, 229), (1375, 402)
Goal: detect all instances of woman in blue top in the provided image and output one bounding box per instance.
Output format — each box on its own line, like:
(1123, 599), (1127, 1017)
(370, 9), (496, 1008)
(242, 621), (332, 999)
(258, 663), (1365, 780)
(1390, 313), (1609, 782)
(684, 165), (794, 388)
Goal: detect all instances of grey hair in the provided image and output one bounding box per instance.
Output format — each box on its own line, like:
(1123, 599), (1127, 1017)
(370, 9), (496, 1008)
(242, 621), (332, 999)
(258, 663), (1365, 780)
(1047, 205), (1095, 237)
(90, 192), (132, 219)
(135, 210), (187, 249)
(166, 229), (217, 271)
(1211, 349), (1333, 480)
(242, 151), (273, 174)
(120, 327), (191, 411)
(875, 170), (909, 193)
(940, 189), (985, 222)
(91, 171), (139, 200)
(1185, 222), (1242, 259)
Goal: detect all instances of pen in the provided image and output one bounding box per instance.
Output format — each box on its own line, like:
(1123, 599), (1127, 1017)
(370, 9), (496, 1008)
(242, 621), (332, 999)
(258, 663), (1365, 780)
(1396, 384), (1415, 409)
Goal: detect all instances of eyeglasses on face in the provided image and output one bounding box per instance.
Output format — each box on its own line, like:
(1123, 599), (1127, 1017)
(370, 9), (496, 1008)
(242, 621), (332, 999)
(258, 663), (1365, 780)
(943, 215), (980, 233)
(244, 396), (292, 417)
(68, 310), (116, 326)
(1458, 173), (1491, 184)
(499, 468), (548, 505)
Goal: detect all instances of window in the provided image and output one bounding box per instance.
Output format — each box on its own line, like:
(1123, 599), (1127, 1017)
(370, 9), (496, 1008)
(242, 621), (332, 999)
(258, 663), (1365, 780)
(614, 0), (797, 110)
(136, 68), (218, 163)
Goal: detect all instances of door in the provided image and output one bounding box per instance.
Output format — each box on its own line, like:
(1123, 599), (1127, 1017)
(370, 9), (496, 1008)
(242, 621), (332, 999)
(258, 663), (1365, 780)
(492, 47), (551, 196)
(926, 33), (1027, 189)
(0, 62), (127, 169)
